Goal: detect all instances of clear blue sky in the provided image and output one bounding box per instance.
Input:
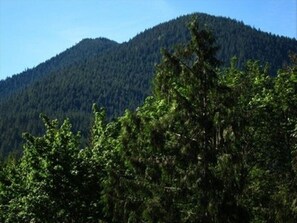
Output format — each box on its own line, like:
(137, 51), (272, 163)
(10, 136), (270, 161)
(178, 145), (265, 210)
(0, 0), (296, 80)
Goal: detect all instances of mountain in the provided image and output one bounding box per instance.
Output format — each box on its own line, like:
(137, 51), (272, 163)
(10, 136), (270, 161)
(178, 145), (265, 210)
(0, 38), (118, 100)
(1, 13), (297, 156)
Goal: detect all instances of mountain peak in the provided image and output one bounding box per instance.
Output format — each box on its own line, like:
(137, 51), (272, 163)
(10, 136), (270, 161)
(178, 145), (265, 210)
(0, 13), (296, 156)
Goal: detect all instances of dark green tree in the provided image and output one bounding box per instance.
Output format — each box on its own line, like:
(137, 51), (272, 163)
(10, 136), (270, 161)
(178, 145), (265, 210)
(106, 20), (250, 222)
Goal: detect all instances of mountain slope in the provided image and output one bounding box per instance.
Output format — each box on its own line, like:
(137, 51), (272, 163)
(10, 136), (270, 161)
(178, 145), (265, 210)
(1, 13), (297, 156)
(0, 38), (118, 100)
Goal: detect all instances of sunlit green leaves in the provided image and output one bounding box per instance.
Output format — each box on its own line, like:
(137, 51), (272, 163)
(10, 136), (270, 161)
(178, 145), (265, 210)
(1, 22), (297, 223)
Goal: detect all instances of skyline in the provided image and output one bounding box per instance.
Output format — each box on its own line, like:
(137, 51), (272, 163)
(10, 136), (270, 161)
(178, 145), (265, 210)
(0, 0), (296, 80)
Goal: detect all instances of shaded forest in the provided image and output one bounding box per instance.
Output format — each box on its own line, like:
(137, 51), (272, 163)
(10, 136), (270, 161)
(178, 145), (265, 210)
(1, 20), (297, 222)
(0, 13), (297, 156)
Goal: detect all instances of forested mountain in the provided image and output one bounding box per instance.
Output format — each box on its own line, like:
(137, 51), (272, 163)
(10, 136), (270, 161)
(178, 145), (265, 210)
(1, 20), (297, 222)
(0, 38), (118, 100)
(1, 13), (297, 156)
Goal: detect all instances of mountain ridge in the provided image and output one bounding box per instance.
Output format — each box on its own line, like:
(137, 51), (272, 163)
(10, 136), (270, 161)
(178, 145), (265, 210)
(1, 12), (297, 156)
(0, 37), (118, 100)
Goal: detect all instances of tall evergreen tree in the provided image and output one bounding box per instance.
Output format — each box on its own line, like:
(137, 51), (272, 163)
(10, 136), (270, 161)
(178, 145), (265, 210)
(105, 19), (249, 222)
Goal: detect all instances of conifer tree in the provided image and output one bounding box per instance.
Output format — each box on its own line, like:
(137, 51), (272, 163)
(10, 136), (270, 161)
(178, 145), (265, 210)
(110, 19), (249, 222)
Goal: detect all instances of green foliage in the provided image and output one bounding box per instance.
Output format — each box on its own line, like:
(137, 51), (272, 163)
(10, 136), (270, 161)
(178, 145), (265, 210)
(0, 19), (297, 222)
(0, 115), (105, 222)
(1, 13), (297, 157)
(106, 20), (250, 223)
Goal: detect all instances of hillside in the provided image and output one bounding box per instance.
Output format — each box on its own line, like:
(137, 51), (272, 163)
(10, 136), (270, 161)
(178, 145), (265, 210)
(1, 12), (297, 156)
(1, 22), (297, 222)
(0, 38), (118, 100)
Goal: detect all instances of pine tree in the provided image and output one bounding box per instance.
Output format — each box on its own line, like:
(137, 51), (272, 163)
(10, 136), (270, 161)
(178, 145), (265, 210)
(109, 19), (250, 222)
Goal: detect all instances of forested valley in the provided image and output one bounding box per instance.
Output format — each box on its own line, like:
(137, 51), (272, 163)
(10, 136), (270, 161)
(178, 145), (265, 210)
(0, 16), (297, 222)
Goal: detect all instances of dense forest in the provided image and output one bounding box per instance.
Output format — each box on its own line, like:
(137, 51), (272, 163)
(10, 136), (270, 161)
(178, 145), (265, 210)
(1, 19), (297, 222)
(0, 13), (297, 156)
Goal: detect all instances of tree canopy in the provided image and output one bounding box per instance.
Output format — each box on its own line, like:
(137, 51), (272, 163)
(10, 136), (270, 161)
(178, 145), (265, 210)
(1, 19), (297, 222)
(1, 13), (297, 157)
